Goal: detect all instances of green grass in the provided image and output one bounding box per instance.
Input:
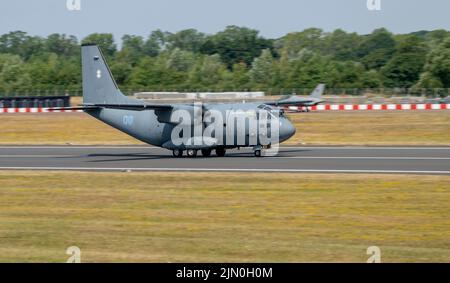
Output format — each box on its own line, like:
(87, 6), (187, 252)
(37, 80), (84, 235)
(0, 110), (449, 145)
(0, 171), (449, 262)
(288, 110), (450, 145)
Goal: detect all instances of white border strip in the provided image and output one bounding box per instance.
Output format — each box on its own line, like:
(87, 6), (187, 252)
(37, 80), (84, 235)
(0, 146), (448, 150)
(271, 156), (450, 160)
(1, 155), (448, 160)
(2, 104), (450, 114)
(0, 166), (449, 174)
(0, 108), (83, 114)
(283, 103), (450, 112)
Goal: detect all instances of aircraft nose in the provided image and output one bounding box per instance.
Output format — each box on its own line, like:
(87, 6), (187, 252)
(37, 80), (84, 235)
(279, 119), (296, 142)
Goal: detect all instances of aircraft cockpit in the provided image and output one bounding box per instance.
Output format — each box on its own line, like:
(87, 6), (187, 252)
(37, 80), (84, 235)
(257, 104), (287, 119)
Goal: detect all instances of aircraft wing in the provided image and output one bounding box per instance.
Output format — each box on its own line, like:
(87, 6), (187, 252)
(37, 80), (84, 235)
(53, 103), (173, 111)
(50, 105), (101, 111)
(87, 103), (173, 111)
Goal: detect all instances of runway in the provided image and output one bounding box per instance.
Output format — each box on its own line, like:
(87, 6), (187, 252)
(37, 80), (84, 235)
(0, 146), (449, 174)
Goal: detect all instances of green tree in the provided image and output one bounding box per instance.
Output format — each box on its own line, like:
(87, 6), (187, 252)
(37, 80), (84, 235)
(0, 31), (44, 60)
(358, 28), (396, 69)
(283, 52), (330, 89)
(200, 26), (273, 68)
(249, 49), (276, 87)
(120, 35), (146, 66)
(166, 48), (195, 72)
(82, 33), (117, 57)
(54, 57), (81, 88)
(0, 54), (31, 91)
(323, 29), (361, 61)
(109, 59), (132, 86)
(381, 36), (427, 87)
(360, 70), (383, 88)
(25, 53), (59, 88)
(327, 61), (365, 88)
(231, 62), (250, 90)
(416, 37), (450, 88)
(45, 34), (79, 57)
(129, 53), (190, 91)
(1, 27), (449, 92)
(128, 56), (167, 89)
(143, 30), (169, 57)
(278, 28), (325, 60)
(166, 29), (206, 53)
(188, 55), (229, 90)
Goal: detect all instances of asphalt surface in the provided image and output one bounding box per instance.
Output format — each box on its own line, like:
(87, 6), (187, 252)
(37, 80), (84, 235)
(0, 146), (449, 174)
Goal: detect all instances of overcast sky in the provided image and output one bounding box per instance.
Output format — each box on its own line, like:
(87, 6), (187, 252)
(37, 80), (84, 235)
(1, 0), (449, 41)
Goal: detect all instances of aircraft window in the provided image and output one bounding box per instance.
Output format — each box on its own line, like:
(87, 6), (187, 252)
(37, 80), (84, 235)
(268, 109), (286, 119)
(257, 105), (287, 119)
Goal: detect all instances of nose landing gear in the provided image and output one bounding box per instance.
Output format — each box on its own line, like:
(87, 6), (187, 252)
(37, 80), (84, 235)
(253, 145), (263, 157)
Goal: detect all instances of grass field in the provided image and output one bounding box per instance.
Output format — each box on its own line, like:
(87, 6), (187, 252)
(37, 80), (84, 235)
(0, 171), (449, 263)
(0, 110), (449, 145)
(0, 110), (449, 263)
(288, 111), (450, 145)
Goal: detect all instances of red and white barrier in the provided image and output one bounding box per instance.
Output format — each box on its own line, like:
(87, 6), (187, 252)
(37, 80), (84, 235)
(0, 108), (82, 114)
(0, 104), (449, 114)
(285, 103), (450, 112)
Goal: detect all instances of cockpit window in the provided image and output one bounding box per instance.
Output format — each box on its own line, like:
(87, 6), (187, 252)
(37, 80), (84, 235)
(257, 105), (272, 111)
(257, 105), (286, 118)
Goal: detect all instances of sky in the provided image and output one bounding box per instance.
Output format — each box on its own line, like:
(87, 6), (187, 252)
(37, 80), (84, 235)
(1, 0), (449, 42)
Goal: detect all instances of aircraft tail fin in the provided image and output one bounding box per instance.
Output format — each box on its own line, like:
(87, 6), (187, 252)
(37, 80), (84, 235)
(310, 84), (325, 99)
(81, 44), (133, 104)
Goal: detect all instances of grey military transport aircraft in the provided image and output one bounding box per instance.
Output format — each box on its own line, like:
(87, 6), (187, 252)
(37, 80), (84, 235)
(63, 44), (324, 158)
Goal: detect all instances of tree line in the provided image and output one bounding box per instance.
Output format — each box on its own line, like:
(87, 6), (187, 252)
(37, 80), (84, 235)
(0, 26), (449, 95)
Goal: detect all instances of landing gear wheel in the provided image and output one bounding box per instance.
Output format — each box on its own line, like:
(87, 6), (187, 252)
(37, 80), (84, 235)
(186, 149), (198, 158)
(172, 149), (183, 157)
(215, 147), (226, 157)
(254, 149), (262, 157)
(201, 149), (212, 157)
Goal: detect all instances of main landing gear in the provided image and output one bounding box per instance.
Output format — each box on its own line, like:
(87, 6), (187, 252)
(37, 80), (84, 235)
(172, 148), (225, 158)
(186, 149), (198, 157)
(172, 147), (265, 158)
(172, 149), (199, 158)
(172, 149), (183, 157)
(215, 147), (226, 157)
(201, 149), (212, 157)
